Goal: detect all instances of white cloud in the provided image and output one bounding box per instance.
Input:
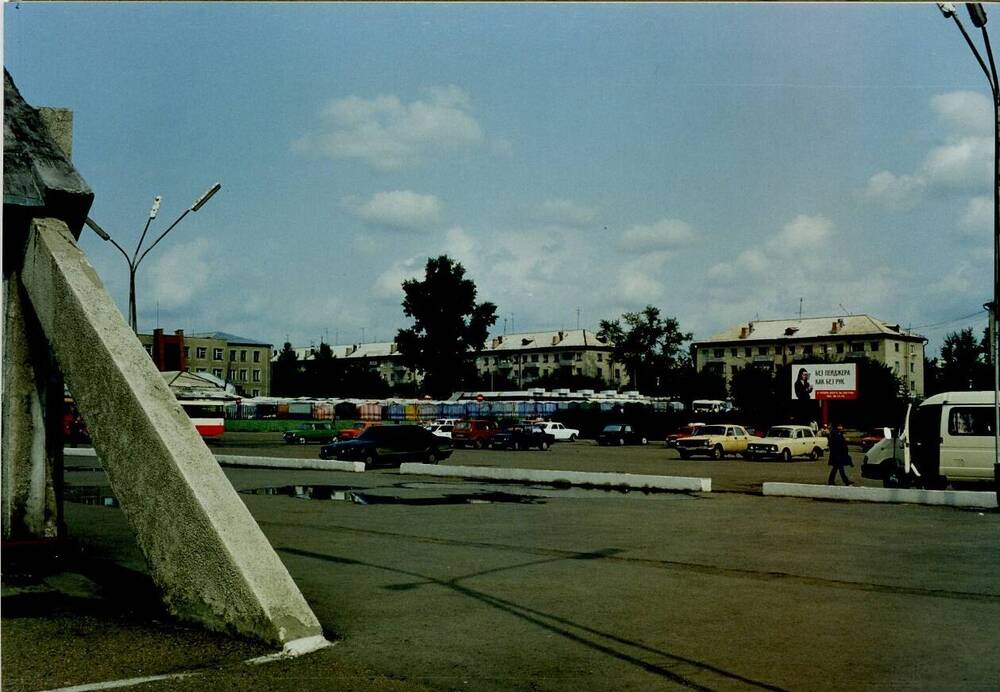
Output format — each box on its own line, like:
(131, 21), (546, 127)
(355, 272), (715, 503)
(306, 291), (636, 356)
(930, 91), (992, 136)
(147, 238), (215, 309)
(921, 136), (992, 188)
(532, 198), (598, 226)
(294, 86), (483, 171)
(962, 196), (992, 231)
(619, 218), (695, 252)
(345, 190), (442, 230)
(372, 256), (424, 301)
(770, 214), (833, 251)
(863, 171), (927, 210)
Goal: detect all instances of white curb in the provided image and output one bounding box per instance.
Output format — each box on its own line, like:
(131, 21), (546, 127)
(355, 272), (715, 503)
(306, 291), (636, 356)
(64, 447), (365, 473)
(399, 463), (710, 492)
(762, 482), (997, 509)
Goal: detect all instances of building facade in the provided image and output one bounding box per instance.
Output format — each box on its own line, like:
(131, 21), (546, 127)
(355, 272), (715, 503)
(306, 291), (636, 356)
(691, 315), (926, 397)
(139, 330), (273, 397)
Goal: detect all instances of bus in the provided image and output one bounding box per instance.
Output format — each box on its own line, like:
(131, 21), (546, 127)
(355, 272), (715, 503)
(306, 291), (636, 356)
(178, 398), (226, 438)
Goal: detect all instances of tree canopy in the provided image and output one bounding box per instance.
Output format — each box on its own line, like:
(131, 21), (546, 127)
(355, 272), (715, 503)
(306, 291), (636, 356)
(395, 255), (497, 398)
(596, 305), (692, 394)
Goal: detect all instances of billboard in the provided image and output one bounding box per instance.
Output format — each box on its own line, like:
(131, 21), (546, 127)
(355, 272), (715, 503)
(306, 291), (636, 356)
(791, 364), (858, 401)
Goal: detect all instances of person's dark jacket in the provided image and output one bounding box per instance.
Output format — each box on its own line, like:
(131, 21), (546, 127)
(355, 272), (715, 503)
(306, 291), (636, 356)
(828, 429), (852, 467)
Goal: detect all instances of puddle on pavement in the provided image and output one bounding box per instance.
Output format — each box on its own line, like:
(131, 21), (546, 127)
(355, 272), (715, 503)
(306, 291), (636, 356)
(241, 485), (543, 505)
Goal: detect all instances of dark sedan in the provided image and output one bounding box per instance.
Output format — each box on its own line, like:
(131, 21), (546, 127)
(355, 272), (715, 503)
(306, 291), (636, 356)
(597, 424), (648, 446)
(490, 425), (555, 451)
(320, 425), (452, 466)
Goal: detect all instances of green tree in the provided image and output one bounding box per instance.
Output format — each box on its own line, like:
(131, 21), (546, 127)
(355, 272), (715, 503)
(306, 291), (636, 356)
(597, 305), (691, 394)
(271, 342), (300, 396)
(730, 364), (779, 423)
(396, 256), (498, 399)
(940, 328), (989, 391)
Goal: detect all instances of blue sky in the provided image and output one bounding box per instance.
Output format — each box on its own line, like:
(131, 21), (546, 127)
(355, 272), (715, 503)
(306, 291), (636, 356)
(4, 3), (993, 354)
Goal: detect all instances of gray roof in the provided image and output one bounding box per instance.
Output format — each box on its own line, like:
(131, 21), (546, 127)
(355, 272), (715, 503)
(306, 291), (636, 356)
(187, 331), (271, 346)
(694, 315), (925, 345)
(482, 329), (610, 353)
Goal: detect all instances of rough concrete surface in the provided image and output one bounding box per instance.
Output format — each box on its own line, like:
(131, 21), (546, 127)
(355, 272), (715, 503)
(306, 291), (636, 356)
(17, 220), (321, 644)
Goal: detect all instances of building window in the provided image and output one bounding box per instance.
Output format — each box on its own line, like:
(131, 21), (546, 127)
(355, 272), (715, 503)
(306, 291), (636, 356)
(730, 347), (737, 357)
(543, 354), (549, 363)
(615, 369), (621, 380)
(252, 389), (259, 397)
(213, 348), (223, 360)
(713, 348), (724, 358)
(757, 346), (768, 356)
(822, 344), (829, 354)
(253, 351), (261, 363)
(212, 368), (223, 378)
(240, 350), (247, 362)
(197, 347), (207, 358)
(894, 343), (900, 352)
(144, 344), (153, 355)
(894, 362), (900, 373)
(744, 347), (752, 357)
(229, 350), (236, 361)
(562, 352), (573, 361)
(803, 345), (813, 355)
(910, 380), (915, 391)
(787, 345), (796, 355)
(574, 352), (582, 361)
(597, 368), (603, 377)
(910, 362), (915, 373)
(836, 343), (845, 354)
(531, 354), (539, 363)
(183, 346), (189, 358)
(252, 369), (261, 382)
(870, 341), (879, 352)
(850, 342), (864, 353)
(597, 353), (603, 362)
(239, 369), (248, 382)
(196, 367), (207, 373)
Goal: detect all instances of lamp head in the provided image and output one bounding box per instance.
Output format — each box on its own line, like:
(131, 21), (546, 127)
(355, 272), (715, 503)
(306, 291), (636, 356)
(967, 3), (987, 27)
(84, 217), (111, 241)
(149, 195), (161, 220)
(938, 2), (957, 18)
(191, 183), (221, 212)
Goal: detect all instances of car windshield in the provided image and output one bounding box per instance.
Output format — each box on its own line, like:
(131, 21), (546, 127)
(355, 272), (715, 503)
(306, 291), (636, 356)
(765, 427), (794, 438)
(454, 422), (471, 430)
(698, 425), (726, 436)
(602, 425), (624, 433)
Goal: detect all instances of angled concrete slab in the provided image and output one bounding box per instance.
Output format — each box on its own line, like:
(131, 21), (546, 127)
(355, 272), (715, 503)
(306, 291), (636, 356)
(65, 447), (365, 473)
(399, 462), (711, 492)
(20, 218), (322, 645)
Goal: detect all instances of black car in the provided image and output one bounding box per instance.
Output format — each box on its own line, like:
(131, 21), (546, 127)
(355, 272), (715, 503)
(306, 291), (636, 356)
(319, 425), (452, 466)
(490, 425), (555, 451)
(597, 424), (648, 446)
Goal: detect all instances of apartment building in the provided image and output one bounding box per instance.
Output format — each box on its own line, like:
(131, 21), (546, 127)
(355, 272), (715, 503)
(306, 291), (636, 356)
(139, 329), (272, 397)
(472, 329), (626, 388)
(691, 315), (926, 397)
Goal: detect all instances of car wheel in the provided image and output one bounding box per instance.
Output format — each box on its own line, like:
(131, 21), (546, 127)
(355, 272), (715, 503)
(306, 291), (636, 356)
(297, 437), (306, 445)
(711, 445), (723, 460)
(474, 440), (483, 450)
(678, 450), (690, 459)
(640, 437), (648, 445)
(569, 434), (577, 442)
(617, 438), (625, 446)
(363, 453), (375, 466)
(809, 447), (820, 460)
(781, 448), (792, 462)
(426, 451), (438, 464)
(539, 440), (549, 451)
(512, 441), (521, 451)
(883, 460), (903, 488)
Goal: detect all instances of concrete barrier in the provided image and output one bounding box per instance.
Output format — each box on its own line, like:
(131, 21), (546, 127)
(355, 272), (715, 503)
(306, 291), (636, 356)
(763, 482), (998, 509)
(64, 447), (364, 473)
(399, 463), (711, 492)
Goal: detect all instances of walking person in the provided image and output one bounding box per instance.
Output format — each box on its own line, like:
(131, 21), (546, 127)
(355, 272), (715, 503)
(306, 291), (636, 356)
(827, 423), (853, 486)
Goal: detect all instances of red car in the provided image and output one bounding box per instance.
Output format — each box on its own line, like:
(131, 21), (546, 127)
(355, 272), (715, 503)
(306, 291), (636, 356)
(666, 423), (705, 448)
(859, 427), (892, 451)
(451, 419), (500, 449)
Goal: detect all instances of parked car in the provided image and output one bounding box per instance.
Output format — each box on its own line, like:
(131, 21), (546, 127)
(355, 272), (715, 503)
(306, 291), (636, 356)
(675, 424), (752, 459)
(451, 419), (500, 449)
(320, 425), (452, 466)
(427, 418), (462, 429)
(597, 424), (648, 446)
(533, 421), (580, 441)
(283, 421), (337, 445)
(745, 425), (828, 461)
(337, 421), (377, 440)
(859, 427), (892, 451)
(427, 424), (454, 439)
(490, 424), (555, 451)
(665, 423), (705, 448)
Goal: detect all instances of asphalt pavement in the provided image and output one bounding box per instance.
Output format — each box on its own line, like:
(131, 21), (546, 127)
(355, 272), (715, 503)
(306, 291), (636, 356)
(3, 434), (999, 691)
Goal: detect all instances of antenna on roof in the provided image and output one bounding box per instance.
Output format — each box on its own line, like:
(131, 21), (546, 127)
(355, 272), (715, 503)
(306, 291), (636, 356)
(576, 307), (581, 330)
(798, 297), (802, 320)
(839, 303), (852, 316)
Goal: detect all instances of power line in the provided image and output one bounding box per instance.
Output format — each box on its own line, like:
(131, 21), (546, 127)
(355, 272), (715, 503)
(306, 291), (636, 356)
(911, 308), (988, 331)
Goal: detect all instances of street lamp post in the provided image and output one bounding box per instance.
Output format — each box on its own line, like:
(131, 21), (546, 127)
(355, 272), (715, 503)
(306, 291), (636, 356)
(84, 183), (221, 333)
(937, 3), (999, 494)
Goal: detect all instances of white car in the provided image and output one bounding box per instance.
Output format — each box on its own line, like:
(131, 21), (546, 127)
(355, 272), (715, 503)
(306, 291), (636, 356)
(426, 424), (454, 439)
(534, 421), (579, 442)
(745, 425), (828, 461)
